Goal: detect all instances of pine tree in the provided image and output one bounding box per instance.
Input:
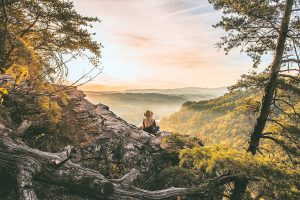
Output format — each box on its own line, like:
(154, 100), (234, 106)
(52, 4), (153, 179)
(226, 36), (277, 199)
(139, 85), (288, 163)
(209, 0), (299, 155)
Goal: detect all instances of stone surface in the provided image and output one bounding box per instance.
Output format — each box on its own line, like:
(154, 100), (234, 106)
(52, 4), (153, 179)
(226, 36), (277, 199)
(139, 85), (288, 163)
(0, 76), (167, 179)
(0, 76), (202, 200)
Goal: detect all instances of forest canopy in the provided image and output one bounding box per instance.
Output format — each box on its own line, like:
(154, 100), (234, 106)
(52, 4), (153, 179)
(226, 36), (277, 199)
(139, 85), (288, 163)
(162, 0), (300, 198)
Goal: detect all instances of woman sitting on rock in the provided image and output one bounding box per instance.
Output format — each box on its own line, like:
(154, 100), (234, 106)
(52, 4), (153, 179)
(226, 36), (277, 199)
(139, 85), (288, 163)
(142, 110), (159, 135)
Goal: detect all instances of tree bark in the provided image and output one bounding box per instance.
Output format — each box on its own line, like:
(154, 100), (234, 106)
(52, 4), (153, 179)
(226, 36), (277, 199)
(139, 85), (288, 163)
(14, 120), (32, 138)
(0, 135), (238, 200)
(247, 0), (294, 155)
(0, 0), (21, 71)
(0, 136), (115, 199)
(0, 0), (19, 6)
(0, 0), (8, 71)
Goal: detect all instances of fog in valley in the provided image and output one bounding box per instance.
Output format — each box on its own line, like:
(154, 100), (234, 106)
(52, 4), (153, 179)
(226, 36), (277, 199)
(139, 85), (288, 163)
(85, 87), (227, 126)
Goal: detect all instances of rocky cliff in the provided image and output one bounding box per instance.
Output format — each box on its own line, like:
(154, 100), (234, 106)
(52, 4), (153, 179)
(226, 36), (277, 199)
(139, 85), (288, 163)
(0, 75), (180, 199)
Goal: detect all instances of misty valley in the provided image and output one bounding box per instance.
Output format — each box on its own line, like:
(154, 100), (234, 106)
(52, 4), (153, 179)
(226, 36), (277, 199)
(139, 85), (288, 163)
(84, 87), (227, 125)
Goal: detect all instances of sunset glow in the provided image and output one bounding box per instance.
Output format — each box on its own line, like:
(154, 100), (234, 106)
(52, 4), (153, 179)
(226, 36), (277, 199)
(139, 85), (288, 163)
(70, 0), (254, 91)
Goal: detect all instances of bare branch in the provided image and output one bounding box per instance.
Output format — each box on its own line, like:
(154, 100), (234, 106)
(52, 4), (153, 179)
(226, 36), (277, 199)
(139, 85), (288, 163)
(14, 120), (32, 138)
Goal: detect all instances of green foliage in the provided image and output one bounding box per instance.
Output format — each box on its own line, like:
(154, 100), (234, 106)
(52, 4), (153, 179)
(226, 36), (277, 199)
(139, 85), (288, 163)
(0, 65), (28, 103)
(61, 93), (69, 106)
(208, 0), (297, 68)
(180, 145), (300, 199)
(0, 87), (8, 104)
(229, 70), (300, 160)
(161, 81), (299, 198)
(160, 75), (299, 198)
(161, 91), (261, 146)
(161, 133), (201, 153)
(0, 0), (101, 83)
(228, 72), (269, 91)
(208, 0), (299, 158)
(162, 75), (299, 158)
(37, 95), (62, 124)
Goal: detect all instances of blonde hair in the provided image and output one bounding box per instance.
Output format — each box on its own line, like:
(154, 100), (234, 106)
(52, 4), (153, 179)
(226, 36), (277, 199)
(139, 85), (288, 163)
(143, 110), (155, 128)
(144, 110), (153, 117)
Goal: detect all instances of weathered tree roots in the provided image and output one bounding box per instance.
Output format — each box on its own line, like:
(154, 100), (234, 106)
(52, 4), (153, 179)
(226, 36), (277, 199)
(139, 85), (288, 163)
(0, 135), (234, 200)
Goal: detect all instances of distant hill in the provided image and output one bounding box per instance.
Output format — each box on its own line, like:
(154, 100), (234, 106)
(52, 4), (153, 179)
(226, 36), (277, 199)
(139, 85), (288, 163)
(85, 92), (188, 125)
(125, 87), (227, 101)
(160, 90), (261, 146)
(86, 92), (188, 104)
(84, 87), (227, 125)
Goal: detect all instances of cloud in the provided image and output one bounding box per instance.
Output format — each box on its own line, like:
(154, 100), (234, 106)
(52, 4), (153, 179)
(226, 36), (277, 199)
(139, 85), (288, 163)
(137, 1), (213, 27)
(70, 0), (252, 89)
(143, 4), (209, 24)
(113, 32), (155, 48)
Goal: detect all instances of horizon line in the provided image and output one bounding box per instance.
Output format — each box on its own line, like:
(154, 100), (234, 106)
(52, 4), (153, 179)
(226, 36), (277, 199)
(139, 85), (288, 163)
(82, 86), (228, 93)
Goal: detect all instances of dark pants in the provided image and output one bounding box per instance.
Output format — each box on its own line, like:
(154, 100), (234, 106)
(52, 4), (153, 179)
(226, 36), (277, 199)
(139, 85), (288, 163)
(143, 126), (160, 135)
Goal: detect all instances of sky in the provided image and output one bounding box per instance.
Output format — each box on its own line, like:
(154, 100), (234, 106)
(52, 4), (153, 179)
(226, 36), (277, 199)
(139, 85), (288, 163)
(69, 0), (256, 91)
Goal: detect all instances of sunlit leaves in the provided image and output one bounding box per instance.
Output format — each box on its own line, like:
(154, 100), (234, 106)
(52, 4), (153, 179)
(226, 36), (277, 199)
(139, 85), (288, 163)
(1, 0), (101, 84)
(0, 87), (8, 104)
(37, 95), (62, 124)
(160, 91), (259, 146)
(179, 144), (300, 199)
(5, 64), (28, 84)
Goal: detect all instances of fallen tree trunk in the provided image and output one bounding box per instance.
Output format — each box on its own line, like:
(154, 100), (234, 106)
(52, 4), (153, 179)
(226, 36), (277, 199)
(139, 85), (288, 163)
(0, 134), (237, 200)
(0, 135), (115, 199)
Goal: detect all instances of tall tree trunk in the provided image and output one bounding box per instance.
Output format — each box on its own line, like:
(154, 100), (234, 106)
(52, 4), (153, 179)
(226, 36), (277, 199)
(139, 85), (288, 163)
(0, 0), (10, 72)
(0, 29), (6, 72)
(247, 0), (294, 155)
(0, 0), (7, 70)
(0, 0), (19, 72)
